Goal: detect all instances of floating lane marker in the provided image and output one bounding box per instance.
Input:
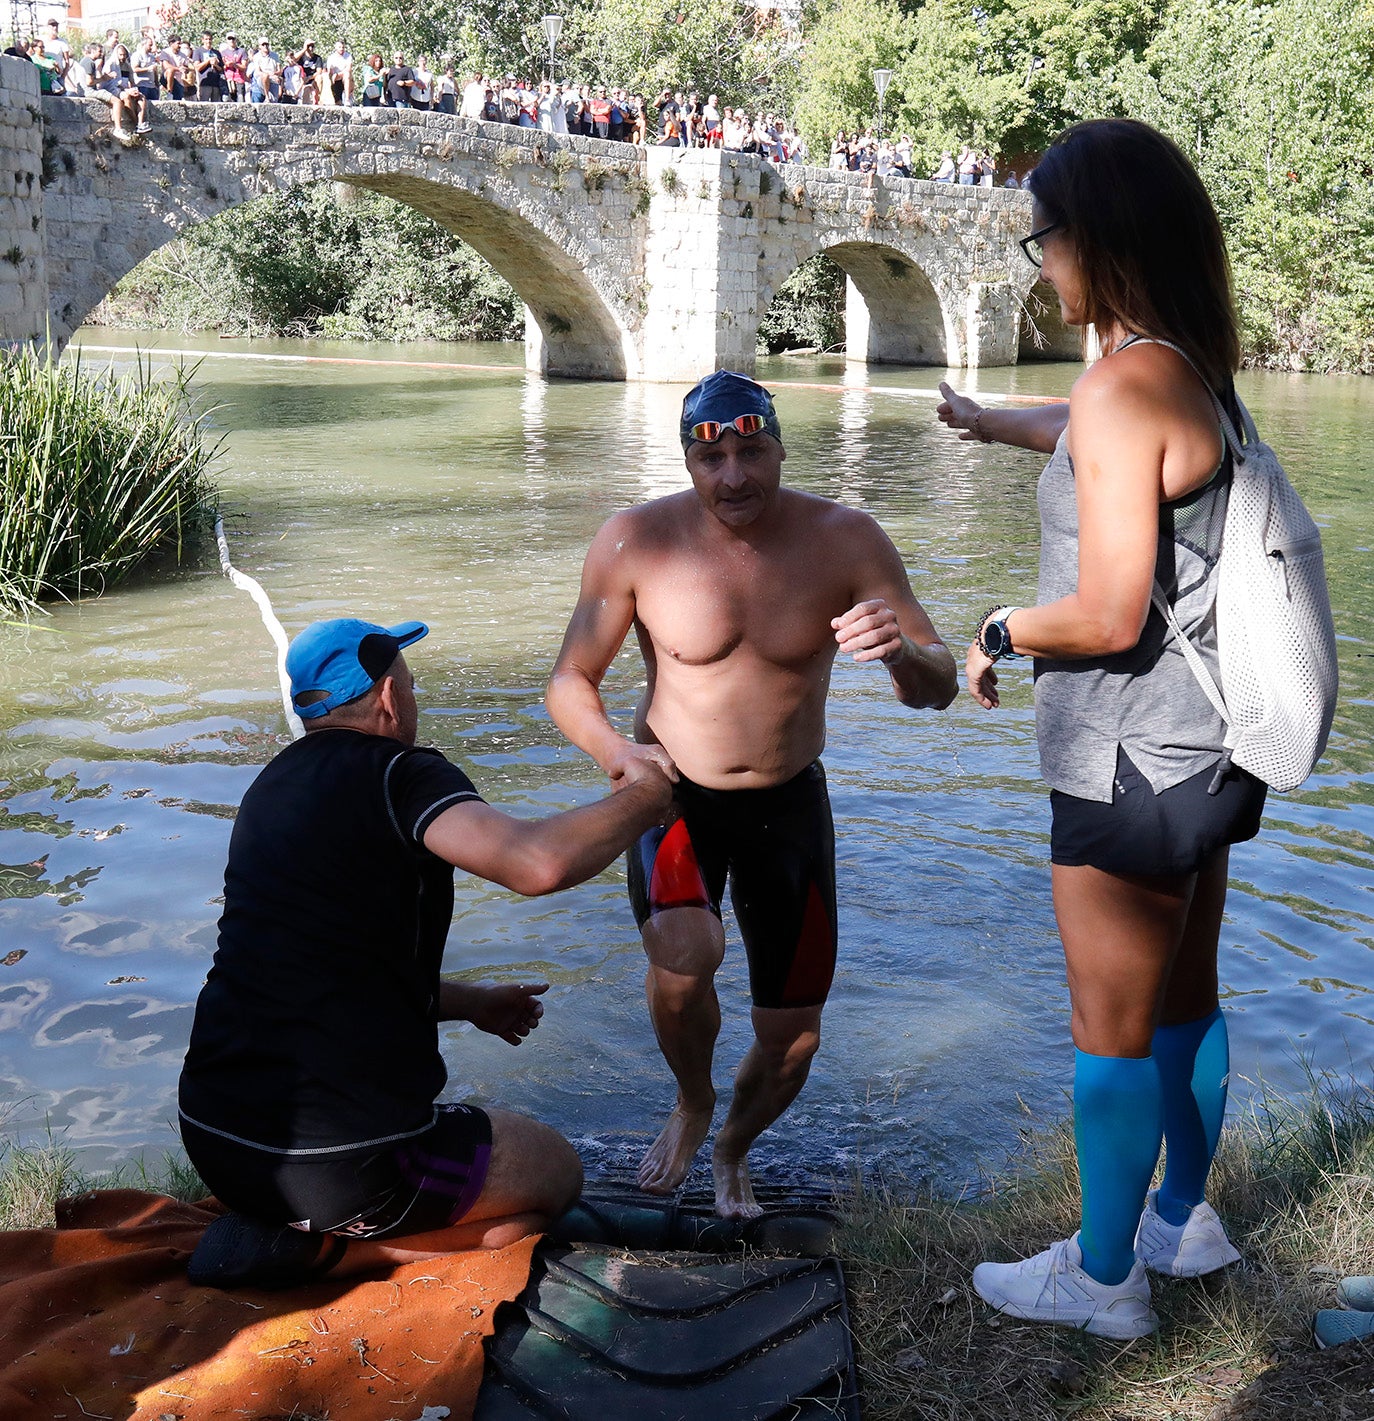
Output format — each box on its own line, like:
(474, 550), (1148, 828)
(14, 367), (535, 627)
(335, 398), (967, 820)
(215, 515), (304, 740)
(76, 343), (518, 374)
(72, 344), (1068, 403)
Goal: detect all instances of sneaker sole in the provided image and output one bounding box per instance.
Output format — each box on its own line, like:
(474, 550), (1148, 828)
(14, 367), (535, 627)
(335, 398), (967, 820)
(973, 1277), (1159, 1341)
(1140, 1241), (1242, 1279)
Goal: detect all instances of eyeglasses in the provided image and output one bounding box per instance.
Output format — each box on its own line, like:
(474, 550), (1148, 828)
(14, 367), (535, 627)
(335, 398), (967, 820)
(1019, 222), (1062, 269)
(688, 413), (769, 443)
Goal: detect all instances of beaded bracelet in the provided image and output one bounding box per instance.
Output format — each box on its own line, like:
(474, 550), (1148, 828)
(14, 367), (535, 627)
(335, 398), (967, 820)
(971, 408), (993, 443)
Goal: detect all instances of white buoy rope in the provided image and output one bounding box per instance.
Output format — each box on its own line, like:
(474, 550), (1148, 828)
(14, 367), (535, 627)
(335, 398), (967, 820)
(215, 514), (305, 740)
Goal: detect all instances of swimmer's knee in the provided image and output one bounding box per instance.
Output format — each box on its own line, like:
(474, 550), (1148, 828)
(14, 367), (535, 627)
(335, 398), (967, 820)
(642, 907), (726, 978)
(750, 1008), (822, 1071)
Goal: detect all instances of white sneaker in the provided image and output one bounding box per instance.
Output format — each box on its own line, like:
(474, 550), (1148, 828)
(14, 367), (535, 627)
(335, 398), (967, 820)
(1134, 1190), (1241, 1277)
(973, 1234), (1158, 1340)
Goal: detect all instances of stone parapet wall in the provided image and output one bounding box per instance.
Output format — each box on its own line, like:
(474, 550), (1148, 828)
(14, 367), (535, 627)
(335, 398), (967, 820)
(0, 56), (49, 346)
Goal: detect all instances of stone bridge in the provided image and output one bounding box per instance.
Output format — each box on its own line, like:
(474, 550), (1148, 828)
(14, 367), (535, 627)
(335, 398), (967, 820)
(0, 55), (1073, 380)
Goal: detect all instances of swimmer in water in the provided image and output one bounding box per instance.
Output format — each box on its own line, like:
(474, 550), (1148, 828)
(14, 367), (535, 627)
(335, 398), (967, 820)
(547, 371), (958, 1218)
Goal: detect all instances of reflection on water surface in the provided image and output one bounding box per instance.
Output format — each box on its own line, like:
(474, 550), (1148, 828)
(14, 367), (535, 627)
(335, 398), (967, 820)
(0, 332), (1371, 1190)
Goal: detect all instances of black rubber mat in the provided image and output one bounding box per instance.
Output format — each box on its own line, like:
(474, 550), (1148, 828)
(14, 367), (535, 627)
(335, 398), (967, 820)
(475, 1244), (859, 1420)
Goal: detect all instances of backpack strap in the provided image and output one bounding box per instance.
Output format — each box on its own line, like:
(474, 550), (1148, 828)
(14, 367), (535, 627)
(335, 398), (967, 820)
(1116, 334), (1251, 465)
(1148, 583), (1231, 728)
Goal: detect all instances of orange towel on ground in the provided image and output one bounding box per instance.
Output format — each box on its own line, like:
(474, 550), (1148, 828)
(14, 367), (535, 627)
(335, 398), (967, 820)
(0, 1190), (537, 1421)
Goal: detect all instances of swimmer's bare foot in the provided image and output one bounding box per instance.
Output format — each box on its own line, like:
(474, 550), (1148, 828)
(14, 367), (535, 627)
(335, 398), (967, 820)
(712, 1145), (765, 1220)
(637, 1101), (713, 1194)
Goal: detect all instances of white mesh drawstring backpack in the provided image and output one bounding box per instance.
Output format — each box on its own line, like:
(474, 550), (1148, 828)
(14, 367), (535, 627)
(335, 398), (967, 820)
(1147, 342), (1339, 793)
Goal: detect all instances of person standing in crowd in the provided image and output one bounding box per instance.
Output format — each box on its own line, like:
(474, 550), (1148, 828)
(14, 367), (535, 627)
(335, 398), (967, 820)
(220, 34), (248, 102)
(279, 50), (303, 104)
(130, 32), (160, 103)
(194, 33), (225, 102)
(325, 40), (352, 105)
(359, 52), (384, 107)
(588, 85), (611, 139)
(410, 54), (434, 110)
(436, 64), (457, 114)
(384, 52), (414, 108)
(936, 118), (1266, 1340)
(42, 18), (71, 82)
(460, 70), (486, 119)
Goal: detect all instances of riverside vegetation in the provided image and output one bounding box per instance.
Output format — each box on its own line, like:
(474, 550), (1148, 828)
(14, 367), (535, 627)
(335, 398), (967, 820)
(95, 0), (1374, 374)
(4, 1079), (1372, 1417)
(0, 347), (218, 618)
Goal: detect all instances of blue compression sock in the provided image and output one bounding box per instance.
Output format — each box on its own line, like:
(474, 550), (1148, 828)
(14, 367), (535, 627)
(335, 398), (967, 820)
(1074, 1049), (1163, 1286)
(1152, 1007), (1229, 1226)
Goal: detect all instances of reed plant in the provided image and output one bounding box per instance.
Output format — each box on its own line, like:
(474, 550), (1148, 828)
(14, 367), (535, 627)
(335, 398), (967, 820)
(0, 344), (218, 618)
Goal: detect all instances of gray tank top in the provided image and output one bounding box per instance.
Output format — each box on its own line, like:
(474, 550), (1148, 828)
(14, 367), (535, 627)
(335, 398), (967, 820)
(1033, 395), (1230, 803)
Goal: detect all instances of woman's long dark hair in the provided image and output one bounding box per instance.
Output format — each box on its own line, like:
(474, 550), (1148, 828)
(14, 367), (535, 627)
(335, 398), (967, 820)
(1028, 119), (1239, 390)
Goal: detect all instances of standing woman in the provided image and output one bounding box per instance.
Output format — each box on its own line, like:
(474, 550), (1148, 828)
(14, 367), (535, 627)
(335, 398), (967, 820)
(936, 118), (1265, 1339)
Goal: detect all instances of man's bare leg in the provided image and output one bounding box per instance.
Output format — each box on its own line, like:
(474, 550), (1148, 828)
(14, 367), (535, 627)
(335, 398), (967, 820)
(712, 1005), (822, 1219)
(323, 1109), (582, 1277)
(637, 905), (726, 1194)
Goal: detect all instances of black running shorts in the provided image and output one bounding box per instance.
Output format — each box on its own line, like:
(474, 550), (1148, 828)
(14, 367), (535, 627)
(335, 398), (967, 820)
(1050, 747), (1266, 877)
(180, 1102), (493, 1241)
(627, 761), (838, 1009)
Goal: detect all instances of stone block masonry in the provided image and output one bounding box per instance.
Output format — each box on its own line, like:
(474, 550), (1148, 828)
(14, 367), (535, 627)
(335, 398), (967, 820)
(0, 57), (49, 346)
(23, 87), (1068, 378)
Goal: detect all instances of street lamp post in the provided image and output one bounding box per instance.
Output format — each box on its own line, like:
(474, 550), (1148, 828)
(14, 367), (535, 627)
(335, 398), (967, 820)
(542, 14), (562, 81)
(872, 67), (893, 141)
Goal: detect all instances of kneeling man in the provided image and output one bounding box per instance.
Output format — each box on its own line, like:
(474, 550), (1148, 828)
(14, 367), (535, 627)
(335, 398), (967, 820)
(180, 616), (669, 1287)
(547, 372), (957, 1217)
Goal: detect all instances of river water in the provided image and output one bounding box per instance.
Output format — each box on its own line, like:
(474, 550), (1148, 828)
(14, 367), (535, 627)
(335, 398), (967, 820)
(1, 333), (1370, 1197)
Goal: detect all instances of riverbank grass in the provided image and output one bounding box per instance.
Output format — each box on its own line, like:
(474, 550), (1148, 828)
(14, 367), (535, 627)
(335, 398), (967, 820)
(4, 1083), (1371, 1416)
(0, 345), (218, 618)
(842, 1080), (1374, 1419)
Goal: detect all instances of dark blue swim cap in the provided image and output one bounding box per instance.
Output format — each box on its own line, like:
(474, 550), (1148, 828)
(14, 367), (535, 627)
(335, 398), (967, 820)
(680, 370), (782, 451)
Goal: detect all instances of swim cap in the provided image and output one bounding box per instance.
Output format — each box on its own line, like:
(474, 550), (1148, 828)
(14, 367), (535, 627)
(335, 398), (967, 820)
(680, 370), (782, 451)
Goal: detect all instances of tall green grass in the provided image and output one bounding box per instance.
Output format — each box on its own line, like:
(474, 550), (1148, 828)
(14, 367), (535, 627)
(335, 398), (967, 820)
(0, 345), (219, 618)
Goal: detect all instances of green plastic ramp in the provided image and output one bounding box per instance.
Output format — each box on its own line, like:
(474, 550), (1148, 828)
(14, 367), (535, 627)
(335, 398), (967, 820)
(475, 1245), (859, 1420)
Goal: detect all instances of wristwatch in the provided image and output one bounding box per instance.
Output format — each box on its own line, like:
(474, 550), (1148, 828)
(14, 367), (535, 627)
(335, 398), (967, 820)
(976, 605), (1024, 661)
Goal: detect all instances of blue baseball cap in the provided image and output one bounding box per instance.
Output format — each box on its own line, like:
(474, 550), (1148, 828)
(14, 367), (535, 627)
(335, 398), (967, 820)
(680, 370), (782, 450)
(286, 617), (428, 720)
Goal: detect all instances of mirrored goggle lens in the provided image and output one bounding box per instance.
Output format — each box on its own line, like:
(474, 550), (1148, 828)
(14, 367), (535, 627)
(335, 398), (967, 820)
(689, 413), (767, 442)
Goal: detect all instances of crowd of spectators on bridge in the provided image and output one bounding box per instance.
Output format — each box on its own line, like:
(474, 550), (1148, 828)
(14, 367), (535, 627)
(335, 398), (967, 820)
(7, 18), (810, 161)
(829, 134), (1024, 187)
(11, 19), (1024, 187)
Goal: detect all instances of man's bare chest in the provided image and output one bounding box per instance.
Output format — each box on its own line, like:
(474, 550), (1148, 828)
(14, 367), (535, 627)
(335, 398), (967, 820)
(633, 552), (849, 670)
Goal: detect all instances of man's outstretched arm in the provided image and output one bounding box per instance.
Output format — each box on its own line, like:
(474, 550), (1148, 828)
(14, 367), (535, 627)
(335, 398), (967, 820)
(545, 515), (677, 782)
(423, 755), (671, 898)
(832, 516), (959, 710)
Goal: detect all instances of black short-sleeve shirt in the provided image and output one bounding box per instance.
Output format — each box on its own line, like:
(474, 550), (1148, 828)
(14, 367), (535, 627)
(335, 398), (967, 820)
(179, 729), (483, 1154)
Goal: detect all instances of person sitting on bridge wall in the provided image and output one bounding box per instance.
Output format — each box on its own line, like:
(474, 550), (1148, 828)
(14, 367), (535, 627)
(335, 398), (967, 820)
(179, 616), (672, 1289)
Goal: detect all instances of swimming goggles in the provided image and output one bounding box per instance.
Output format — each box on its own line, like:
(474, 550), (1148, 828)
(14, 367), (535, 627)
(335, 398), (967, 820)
(687, 413), (769, 442)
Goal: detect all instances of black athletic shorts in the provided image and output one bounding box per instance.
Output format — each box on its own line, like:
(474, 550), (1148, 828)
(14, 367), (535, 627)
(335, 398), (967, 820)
(180, 1102), (493, 1241)
(627, 761), (838, 1009)
(1050, 747), (1266, 877)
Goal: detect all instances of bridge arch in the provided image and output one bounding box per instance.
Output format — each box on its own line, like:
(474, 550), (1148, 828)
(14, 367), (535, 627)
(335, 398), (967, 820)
(39, 102), (639, 377)
(758, 236), (953, 368)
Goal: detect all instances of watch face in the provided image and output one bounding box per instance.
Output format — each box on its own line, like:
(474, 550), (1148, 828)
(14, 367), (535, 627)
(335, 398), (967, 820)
(986, 619), (1008, 656)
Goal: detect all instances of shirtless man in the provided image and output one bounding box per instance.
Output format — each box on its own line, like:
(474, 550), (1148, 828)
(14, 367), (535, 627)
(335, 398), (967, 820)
(547, 371), (958, 1217)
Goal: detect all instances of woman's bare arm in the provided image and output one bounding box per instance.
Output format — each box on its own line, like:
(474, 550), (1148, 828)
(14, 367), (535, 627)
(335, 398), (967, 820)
(936, 381), (1069, 454)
